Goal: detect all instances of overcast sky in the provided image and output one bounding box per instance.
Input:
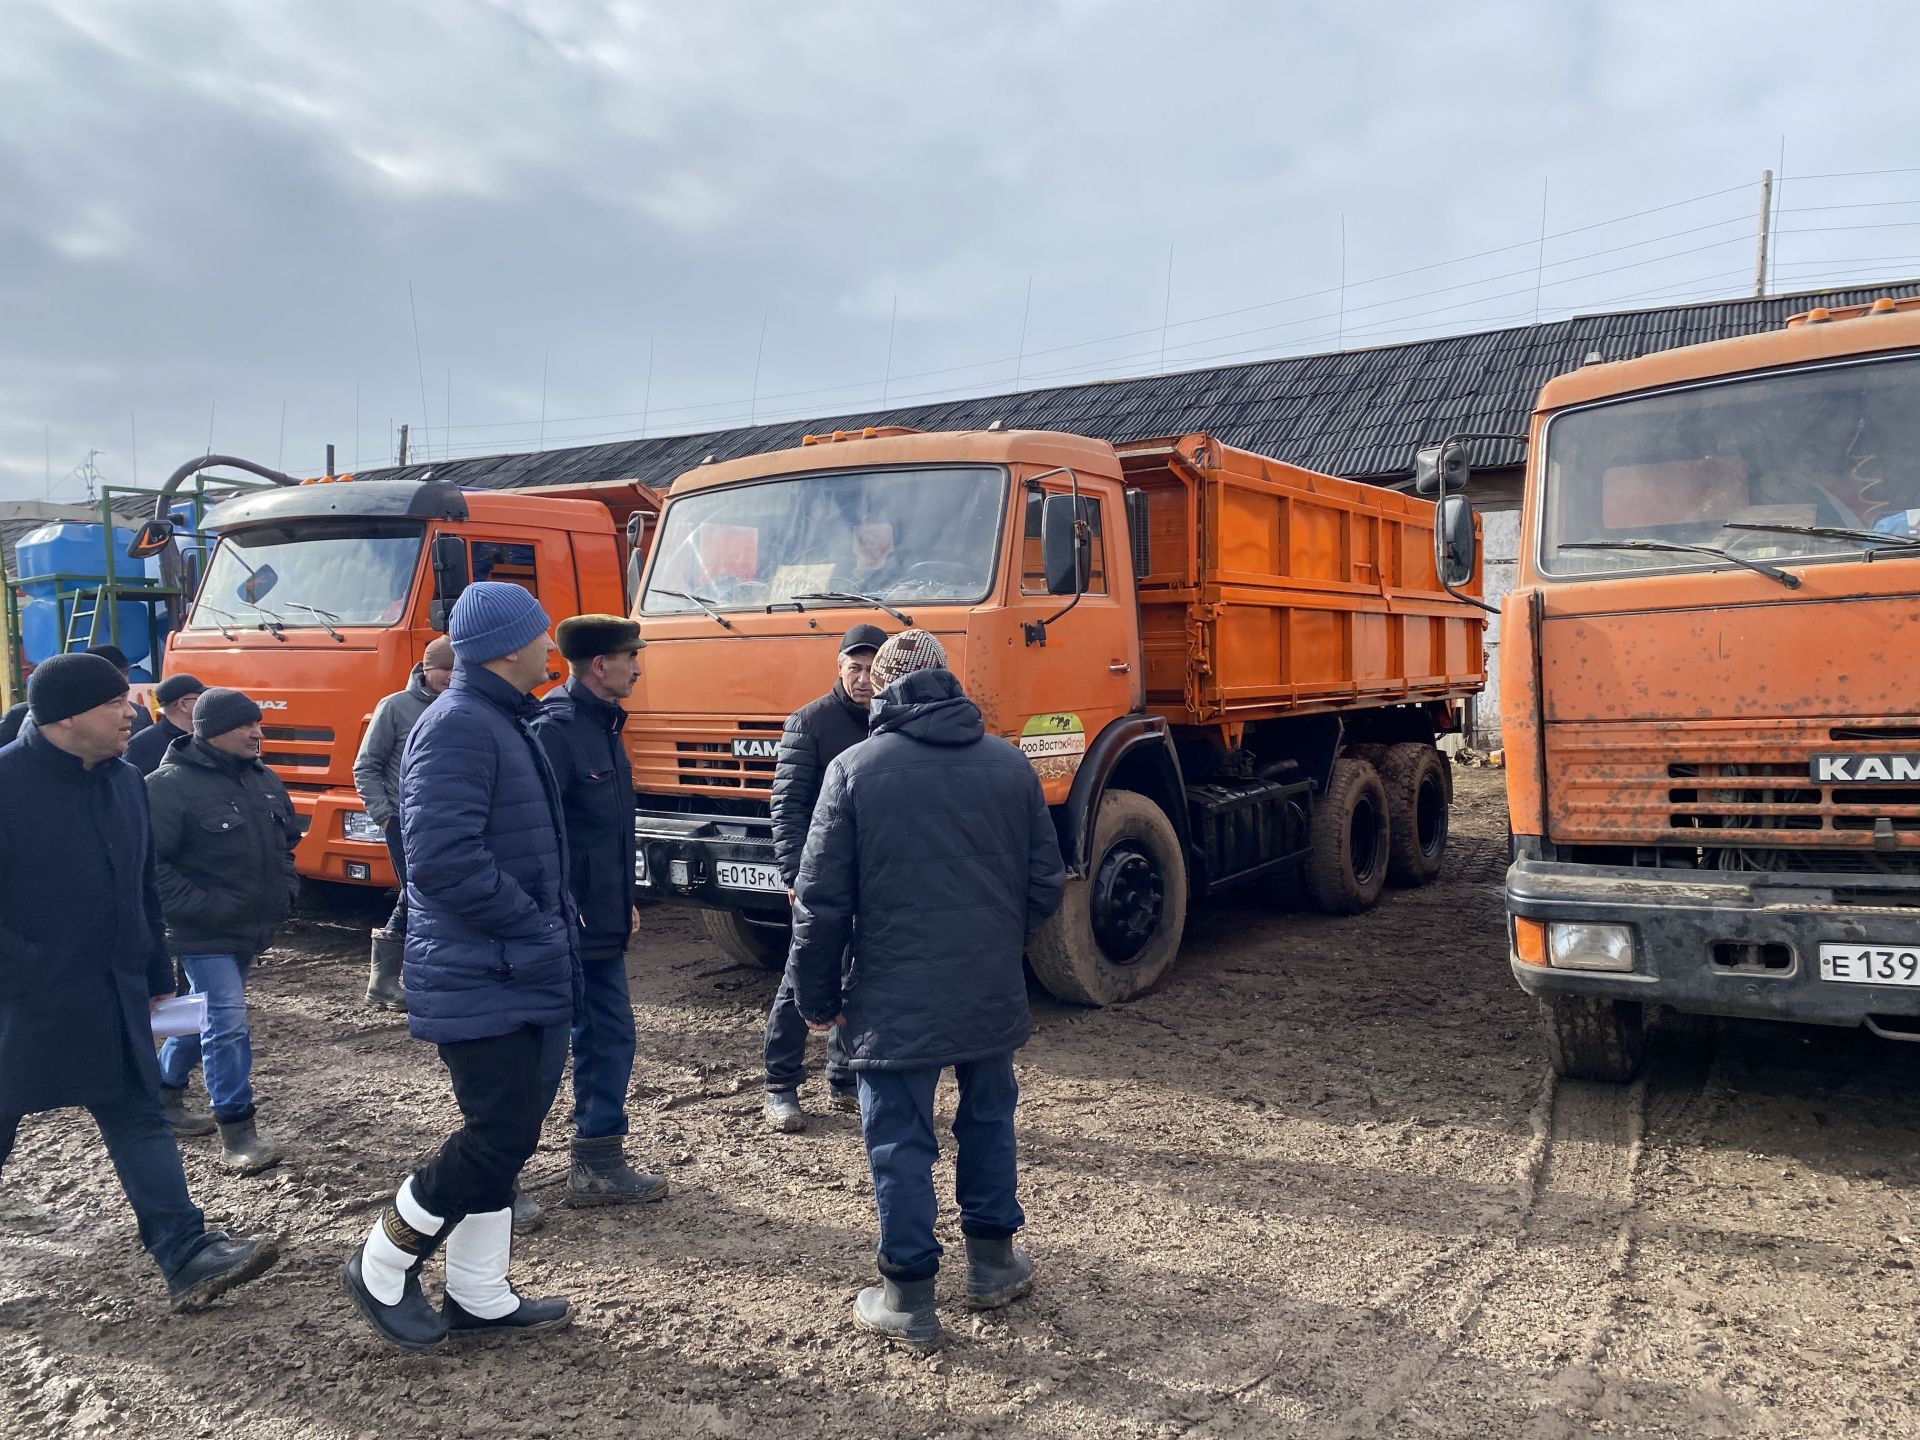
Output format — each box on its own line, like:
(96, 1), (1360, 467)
(2, 0), (1917, 500)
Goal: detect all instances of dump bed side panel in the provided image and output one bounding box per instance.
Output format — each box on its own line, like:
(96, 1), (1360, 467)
(1121, 434), (1485, 727)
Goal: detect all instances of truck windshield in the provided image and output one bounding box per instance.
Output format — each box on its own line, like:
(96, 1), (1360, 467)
(640, 465), (1006, 614)
(187, 520), (425, 630)
(1540, 353), (1920, 578)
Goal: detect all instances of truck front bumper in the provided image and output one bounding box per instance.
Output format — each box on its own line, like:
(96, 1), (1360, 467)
(1507, 859), (1920, 1029)
(289, 787), (394, 887)
(633, 812), (789, 917)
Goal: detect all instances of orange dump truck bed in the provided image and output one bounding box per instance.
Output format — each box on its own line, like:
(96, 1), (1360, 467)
(1118, 433), (1486, 729)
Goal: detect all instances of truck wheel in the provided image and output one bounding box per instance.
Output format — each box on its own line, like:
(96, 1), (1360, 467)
(1028, 789), (1188, 1006)
(699, 908), (790, 973)
(1540, 994), (1645, 1082)
(1380, 742), (1449, 887)
(1305, 757), (1389, 914)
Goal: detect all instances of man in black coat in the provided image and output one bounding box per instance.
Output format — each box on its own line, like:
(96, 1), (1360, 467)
(125, 673), (205, 777)
(530, 614), (668, 1208)
(789, 629), (1065, 1351)
(761, 622), (886, 1132)
(147, 688), (301, 1175)
(0, 653), (277, 1311)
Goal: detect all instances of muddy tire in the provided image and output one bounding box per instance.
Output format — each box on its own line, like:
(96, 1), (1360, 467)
(1028, 789), (1188, 1006)
(1380, 742), (1450, 887)
(1540, 994), (1646, 1082)
(1304, 757), (1389, 915)
(699, 908), (790, 973)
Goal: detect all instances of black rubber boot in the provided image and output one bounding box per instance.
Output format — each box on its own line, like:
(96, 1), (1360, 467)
(565, 1136), (669, 1207)
(167, 1231), (280, 1312)
(443, 1291), (572, 1341)
(341, 1197), (449, 1351)
(365, 929), (406, 1012)
(160, 1085), (216, 1138)
(853, 1275), (942, 1351)
(964, 1234), (1035, 1309)
(510, 1185), (542, 1235)
(217, 1115), (284, 1176)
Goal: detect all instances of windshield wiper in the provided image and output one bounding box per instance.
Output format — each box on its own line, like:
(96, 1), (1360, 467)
(1562, 539), (1801, 589)
(1720, 521), (1920, 559)
(284, 602), (346, 643)
(241, 601), (290, 640)
(652, 589), (735, 630)
(192, 605), (239, 641)
(791, 591), (915, 626)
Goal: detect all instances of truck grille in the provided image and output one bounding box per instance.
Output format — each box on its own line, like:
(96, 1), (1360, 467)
(262, 724), (335, 773)
(628, 716), (785, 797)
(1549, 719), (1920, 852)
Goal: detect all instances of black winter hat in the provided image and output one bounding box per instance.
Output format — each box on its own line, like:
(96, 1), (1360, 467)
(28, 652), (130, 726)
(839, 623), (888, 655)
(556, 613), (644, 662)
(193, 687), (264, 739)
(154, 673), (206, 707)
(84, 643), (132, 673)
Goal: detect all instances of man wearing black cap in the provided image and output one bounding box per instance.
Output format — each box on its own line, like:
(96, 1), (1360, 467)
(760, 622), (887, 1132)
(530, 614), (670, 1207)
(0, 653), (278, 1311)
(147, 688), (301, 1173)
(86, 644), (151, 735)
(125, 674), (206, 777)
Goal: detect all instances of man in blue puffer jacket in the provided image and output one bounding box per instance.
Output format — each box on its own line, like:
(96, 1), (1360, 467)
(790, 629), (1066, 1352)
(341, 582), (577, 1352)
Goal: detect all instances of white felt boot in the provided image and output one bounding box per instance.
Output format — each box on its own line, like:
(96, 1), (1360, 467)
(357, 1177), (445, 1305)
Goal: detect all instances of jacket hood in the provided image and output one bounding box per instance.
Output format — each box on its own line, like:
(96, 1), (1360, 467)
(451, 662), (539, 719)
(868, 667), (983, 747)
(168, 734), (260, 774)
(407, 663), (434, 700)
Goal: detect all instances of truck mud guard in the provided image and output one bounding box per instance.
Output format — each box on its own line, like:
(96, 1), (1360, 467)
(1057, 713), (1191, 878)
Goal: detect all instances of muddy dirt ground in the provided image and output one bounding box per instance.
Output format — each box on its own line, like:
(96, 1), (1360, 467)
(5, 769), (1920, 1437)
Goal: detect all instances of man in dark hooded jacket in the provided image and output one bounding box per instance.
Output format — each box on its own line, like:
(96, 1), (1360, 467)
(0, 653), (277, 1311)
(789, 629), (1065, 1351)
(760, 622), (886, 1132)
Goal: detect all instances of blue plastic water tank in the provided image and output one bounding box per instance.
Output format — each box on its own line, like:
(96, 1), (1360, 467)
(14, 523), (154, 665)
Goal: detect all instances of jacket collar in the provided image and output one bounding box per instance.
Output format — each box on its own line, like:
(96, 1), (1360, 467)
(867, 668), (984, 746)
(562, 677), (627, 731)
(451, 661), (539, 720)
(406, 663), (435, 701)
(829, 680), (868, 721)
(174, 734), (259, 775)
(20, 721), (115, 783)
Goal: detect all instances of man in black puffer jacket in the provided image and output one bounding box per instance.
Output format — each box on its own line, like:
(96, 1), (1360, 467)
(147, 689), (301, 1176)
(761, 623), (886, 1132)
(789, 630), (1065, 1351)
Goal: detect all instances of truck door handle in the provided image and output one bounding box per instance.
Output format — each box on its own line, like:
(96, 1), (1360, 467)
(1109, 661), (1131, 674)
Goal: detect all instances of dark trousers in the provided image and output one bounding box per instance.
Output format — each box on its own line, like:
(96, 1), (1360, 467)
(0, 1088), (208, 1277)
(857, 1053), (1025, 1282)
(382, 824), (408, 934)
(412, 1022), (567, 1222)
(764, 971), (853, 1094)
(536, 950), (635, 1140)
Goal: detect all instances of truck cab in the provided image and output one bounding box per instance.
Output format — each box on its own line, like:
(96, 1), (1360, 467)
(1503, 296), (1920, 1077)
(168, 477), (636, 885)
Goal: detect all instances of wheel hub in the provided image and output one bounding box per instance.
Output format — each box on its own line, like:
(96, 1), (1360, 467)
(1090, 842), (1166, 964)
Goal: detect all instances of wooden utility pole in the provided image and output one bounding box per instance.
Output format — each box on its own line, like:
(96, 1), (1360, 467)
(1754, 169), (1774, 298)
(398, 423), (410, 465)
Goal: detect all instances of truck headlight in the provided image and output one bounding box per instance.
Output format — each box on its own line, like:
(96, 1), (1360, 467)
(343, 810), (385, 844)
(1548, 922), (1635, 972)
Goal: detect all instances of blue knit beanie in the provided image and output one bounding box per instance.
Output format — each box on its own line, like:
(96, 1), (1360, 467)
(447, 582), (552, 664)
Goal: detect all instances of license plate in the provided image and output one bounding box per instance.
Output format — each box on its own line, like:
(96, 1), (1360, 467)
(1819, 944), (1920, 987)
(715, 860), (784, 894)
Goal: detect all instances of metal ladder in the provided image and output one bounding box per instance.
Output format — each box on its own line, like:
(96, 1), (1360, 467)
(63, 587), (103, 651)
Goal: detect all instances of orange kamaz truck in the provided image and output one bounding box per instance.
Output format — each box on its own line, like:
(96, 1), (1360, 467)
(627, 426), (1486, 1003)
(1494, 295), (1920, 1079)
(134, 466), (659, 886)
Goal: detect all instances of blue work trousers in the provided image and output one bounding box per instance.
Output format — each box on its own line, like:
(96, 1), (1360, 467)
(857, 1053), (1025, 1283)
(157, 952), (256, 1123)
(537, 951), (635, 1140)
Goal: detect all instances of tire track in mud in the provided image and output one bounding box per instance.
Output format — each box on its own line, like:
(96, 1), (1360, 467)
(1325, 1033), (1717, 1440)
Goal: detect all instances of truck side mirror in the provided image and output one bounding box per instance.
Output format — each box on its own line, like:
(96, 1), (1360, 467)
(1439, 494), (1477, 586)
(127, 517), (175, 559)
(1413, 443), (1470, 496)
(1041, 492), (1090, 596)
(427, 533), (470, 632)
